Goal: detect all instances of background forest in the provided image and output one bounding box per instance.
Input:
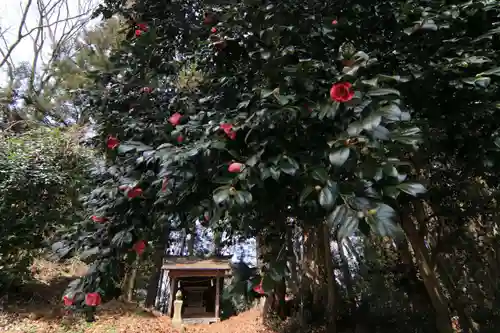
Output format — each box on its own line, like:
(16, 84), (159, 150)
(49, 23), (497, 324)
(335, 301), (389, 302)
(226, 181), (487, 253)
(1, 1), (500, 333)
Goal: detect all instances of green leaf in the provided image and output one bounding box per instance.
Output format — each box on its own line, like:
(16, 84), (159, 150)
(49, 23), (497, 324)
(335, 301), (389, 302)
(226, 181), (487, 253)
(234, 191), (253, 205)
(366, 88), (400, 97)
(318, 102), (339, 120)
(475, 77), (491, 88)
(362, 114), (382, 131)
(261, 88), (274, 99)
(280, 156), (299, 175)
(329, 148), (350, 167)
(366, 204), (403, 238)
(270, 167), (281, 180)
(246, 149), (264, 167)
(274, 94), (294, 106)
(311, 167), (329, 183)
(494, 137), (500, 149)
(420, 21), (438, 31)
(397, 183), (426, 196)
(111, 230), (133, 247)
(379, 104), (402, 121)
(327, 204), (351, 228)
(118, 141), (153, 154)
(299, 186), (314, 205)
(478, 67), (500, 77)
(346, 120), (363, 136)
(319, 182), (339, 210)
(213, 187), (230, 204)
(327, 205), (359, 239)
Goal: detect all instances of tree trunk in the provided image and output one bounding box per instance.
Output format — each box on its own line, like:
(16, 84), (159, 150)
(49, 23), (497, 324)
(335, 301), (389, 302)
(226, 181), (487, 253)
(321, 223), (337, 333)
(286, 224), (299, 294)
(145, 245), (165, 308)
(436, 256), (480, 333)
(338, 239), (355, 314)
(187, 231), (194, 256)
(125, 257), (139, 302)
(401, 214), (453, 333)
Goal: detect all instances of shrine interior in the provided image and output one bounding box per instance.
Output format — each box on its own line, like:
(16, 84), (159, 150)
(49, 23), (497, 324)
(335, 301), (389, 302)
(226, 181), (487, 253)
(174, 276), (219, 318)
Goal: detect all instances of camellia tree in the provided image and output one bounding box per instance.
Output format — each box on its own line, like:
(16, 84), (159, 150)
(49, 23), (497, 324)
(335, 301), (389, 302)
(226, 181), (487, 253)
(58, 0), (500, 332)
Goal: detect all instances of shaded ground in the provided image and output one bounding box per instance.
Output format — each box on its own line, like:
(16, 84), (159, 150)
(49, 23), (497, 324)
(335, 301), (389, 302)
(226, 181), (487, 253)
(0, 259), (275, 333)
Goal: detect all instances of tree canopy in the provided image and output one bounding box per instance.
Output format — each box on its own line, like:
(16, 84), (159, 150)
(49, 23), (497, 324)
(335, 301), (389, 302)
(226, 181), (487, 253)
(55, 0), (500, 332)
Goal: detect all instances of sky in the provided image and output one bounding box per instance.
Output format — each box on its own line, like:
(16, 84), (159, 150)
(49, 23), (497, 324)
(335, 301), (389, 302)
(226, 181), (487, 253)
(0, 0), (99, 85)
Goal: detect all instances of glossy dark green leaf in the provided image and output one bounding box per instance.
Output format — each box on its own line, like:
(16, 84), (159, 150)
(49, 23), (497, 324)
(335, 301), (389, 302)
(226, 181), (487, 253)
(319, 182), (339, 210)
(311, 167), (329, 183)
(397, 182), (427, 196)
(366, 88), (400, 97)
(111, 230), (132, 247)
(299, 186), (315, 205)
(213, 187), (230, 204)
(329, 148), (350, 167)
(234, 191), (253, 205)
(478, 67), (500, 76)
(379, 104), (402, 121)
(270, 167), (281, 180)
(280, 156), (299, 175)
(362, 114), (382, 131)
(118, 141), (153, 154)
(366, 204), (403, 238)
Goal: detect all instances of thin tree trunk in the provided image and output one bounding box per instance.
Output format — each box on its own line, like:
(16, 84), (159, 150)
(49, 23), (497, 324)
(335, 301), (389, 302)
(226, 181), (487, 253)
(286, 224), (299, 294)
(401, 214), (453, 333)
(125, 257), (139, 302)
(187, 230), (195, 256)
(322, 223), (337, 333)
(436, 256), (480, 333)
(338, 239), (355, 314)
(145, 245), (165, 308)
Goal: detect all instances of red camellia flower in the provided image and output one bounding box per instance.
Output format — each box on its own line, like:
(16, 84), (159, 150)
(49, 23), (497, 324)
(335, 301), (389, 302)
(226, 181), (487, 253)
(169, 112), (182, 126)
(136, 23), (148, 31)
(161, 177), (168, 192)
(85, 292), (101, 307)
(141, 86), (152, 93)
(177, 135), (184, 143)
(133, 240), (146, 255)
(135, 23), (148, 37)
(228, 162), (244, 173)
(330, 82), (355, 102)
(210, 27), (217, 33)
(253, 280), (265, 295)
(106, 135), (120, 149)
(220, 123), (237, 140)
(91, 215), (106, 223)
(127, 186), (143, 199)
(332, 19), (338, 25)
(63, 295), (73, 306)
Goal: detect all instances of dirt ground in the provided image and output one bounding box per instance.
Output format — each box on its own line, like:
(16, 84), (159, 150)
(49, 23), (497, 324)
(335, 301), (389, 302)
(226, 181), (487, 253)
(0, 259), (275, 333)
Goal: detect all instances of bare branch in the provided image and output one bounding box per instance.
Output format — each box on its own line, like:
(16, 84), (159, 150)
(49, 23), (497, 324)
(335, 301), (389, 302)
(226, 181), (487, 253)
(0, 0), (34, 68)
(0, 1), (92, 69)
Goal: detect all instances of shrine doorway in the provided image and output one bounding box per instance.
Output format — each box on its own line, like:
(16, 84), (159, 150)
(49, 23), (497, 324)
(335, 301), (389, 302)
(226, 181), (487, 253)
(160, 256), (231, 324)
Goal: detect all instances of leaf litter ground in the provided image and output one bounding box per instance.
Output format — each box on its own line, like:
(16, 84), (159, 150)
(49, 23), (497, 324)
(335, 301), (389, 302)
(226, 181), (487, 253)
(0, 259), (275, 333)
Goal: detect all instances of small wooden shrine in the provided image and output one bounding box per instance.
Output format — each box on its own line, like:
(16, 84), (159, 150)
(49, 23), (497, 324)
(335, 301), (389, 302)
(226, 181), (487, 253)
(158, 256), (232, 324)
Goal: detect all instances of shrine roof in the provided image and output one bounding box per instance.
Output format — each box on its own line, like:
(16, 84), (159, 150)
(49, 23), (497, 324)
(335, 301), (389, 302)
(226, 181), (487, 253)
(162, 255), (232, 270)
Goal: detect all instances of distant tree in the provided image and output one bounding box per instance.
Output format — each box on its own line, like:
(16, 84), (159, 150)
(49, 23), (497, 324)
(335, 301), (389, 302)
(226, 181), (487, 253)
(0, 0), (96, 129)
